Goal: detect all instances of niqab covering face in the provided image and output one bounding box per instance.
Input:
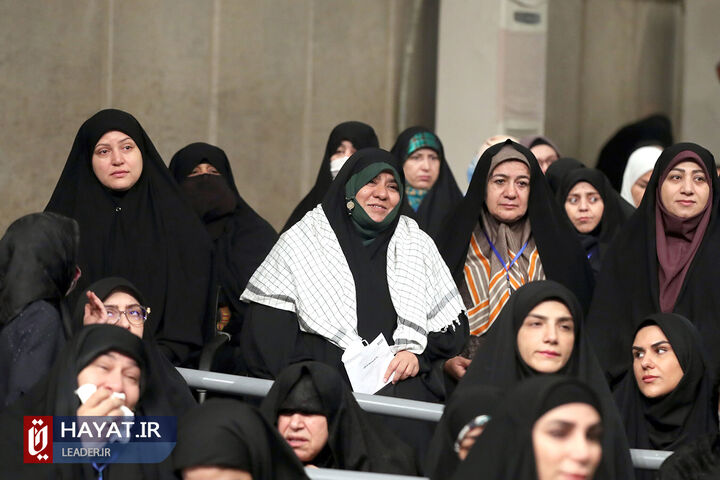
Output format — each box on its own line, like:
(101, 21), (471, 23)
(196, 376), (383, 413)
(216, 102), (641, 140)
(260, 362), (417, 475)
(455, 280), (635, 479)
(173, 399), (309, 480)
(585, 142), (720, 384)
(282, 121), (379, 232)
(170, 142), (278, 337)
(45, 109), (214, 365)
(0, 212), (79, 333)
(390, 126), (462, 237)
(614, 314), (719, 451)
(451, 376), (603, 480)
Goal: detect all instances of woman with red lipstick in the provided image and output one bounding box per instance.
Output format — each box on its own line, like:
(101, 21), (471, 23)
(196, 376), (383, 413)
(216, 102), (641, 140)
(390, 127), (463, 237)
(45, 109), (214, 367)
(585, 143), (720, 386)
(452, 376), (607, 480)
(615, 314), (718, 449)
(436, 139), (594, 378)
(454, 280), (634, 479)
(614, 314), (718, 479)
(556, 168), (634, 277)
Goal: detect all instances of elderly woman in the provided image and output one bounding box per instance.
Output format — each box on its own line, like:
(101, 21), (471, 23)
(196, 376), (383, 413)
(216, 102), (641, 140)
(45, 109), (213, 366)
(586, 142), (720, 384)
(390, 126), (462, 236)
(0, 212), (80, 407)
(283, 121), (379, 232)
(436, 140), (593, 377)
(260, 361), (417, 474)
(173, 399), (309, 480)
(241, 148), (466, 404)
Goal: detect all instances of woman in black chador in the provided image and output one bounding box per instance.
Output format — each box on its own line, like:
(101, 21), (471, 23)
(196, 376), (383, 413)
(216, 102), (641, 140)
(586, 142), (720, 385)
(170, 142), (278, 354)
(46, 109), (213, 366)
(283, 121), (379, 232)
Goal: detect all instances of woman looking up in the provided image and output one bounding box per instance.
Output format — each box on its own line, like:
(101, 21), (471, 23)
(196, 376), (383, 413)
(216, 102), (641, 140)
(45, 109), (213, 366)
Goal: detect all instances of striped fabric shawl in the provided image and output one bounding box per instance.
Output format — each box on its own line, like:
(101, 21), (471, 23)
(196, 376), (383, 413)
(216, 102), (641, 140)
(241, 206), (464, 354)
(461, 211), (544, 335)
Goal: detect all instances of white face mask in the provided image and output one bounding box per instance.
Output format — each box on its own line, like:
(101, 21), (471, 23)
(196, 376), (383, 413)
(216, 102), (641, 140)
(330, 156), (350, 180)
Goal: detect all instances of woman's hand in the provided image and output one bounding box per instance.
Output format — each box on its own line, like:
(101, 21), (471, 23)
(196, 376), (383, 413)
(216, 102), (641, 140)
(83, 290), (108, 325)
(444, 355), (471, 380)
(77, 388), (125, 417)
(384, 351), (419, 384)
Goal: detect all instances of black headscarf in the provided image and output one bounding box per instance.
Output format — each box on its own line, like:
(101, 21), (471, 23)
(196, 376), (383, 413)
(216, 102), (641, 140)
(657, 433), (720, 480)
(544, 156), (585, 194)
(173, 399), (309, 480)
(451, 376), (604, 480)
(585, 142), (720, 384)
(0, 212), (78, 334)
(72, 277), (196, 418)
(556, 168), (634, 276)
(322, 147), (405, 343)
(260, 361), (417, 474)
(0, 324), (177, 479)
(435, 139), (595, 313)
(614, 314), (719, 451)
(390, 126), (463, 237)
(169, 143), (278, 337)
(282, 121), (379, 232)
(45, 109), (213, 366)
(454, 280), (635, 479)
(596, 113), (674, 191)
(424, 385), (502, 479)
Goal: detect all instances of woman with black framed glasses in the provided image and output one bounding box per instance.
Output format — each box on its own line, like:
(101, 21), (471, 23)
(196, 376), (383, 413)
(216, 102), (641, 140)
(74, 277), (196, 418)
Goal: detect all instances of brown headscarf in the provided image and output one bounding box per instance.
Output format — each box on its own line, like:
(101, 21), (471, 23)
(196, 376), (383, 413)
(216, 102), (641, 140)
(655, 151), (712, 312)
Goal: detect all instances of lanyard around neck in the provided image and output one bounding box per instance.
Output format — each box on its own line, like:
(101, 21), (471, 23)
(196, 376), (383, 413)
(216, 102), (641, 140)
(482, 229), (529, 281)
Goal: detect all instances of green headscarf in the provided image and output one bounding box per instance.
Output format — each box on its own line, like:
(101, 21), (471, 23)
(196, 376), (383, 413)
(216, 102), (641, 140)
(344, 162), (403, 245)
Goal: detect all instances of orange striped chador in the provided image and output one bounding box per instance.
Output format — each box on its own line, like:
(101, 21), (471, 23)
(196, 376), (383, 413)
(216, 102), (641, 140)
(460, 210), (545, 335)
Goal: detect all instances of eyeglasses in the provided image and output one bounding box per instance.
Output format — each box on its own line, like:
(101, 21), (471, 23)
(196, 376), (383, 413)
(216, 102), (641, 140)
(104, 305), (151, 326)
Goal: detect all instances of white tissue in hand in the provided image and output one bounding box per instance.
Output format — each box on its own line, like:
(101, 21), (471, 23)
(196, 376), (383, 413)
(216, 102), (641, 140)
(75, 383), (134, 417)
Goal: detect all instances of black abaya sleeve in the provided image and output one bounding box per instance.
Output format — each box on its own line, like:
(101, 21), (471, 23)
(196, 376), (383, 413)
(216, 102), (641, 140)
(240, 303), (301, 379)
(417, 314), (469, 372)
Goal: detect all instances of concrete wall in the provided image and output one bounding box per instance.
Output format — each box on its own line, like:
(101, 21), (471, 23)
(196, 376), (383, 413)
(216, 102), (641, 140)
(680, 1), (720, 155)
(0, 0), (439, 232)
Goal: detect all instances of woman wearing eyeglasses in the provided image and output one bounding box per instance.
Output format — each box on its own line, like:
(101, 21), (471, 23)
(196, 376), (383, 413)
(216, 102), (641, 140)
(74, 277), (196, 417)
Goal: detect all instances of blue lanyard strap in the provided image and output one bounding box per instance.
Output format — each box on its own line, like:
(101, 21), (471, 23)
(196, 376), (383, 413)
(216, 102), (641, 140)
(92, 462), (107, 480)
(482, 229), (529, 281)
